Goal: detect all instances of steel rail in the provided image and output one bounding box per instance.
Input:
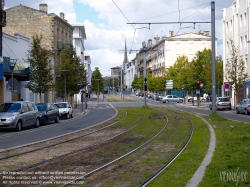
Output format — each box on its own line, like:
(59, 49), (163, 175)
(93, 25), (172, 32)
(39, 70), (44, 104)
(139, 108), (194, 186)
(0, 109), (144, 176)
(0, 110), (128, 161)
(59, 110), (169, 187)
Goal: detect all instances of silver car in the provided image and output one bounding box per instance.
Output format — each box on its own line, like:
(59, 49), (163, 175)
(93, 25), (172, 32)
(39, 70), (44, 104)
(162, 95), (184, 103)
(209, 97), (231, 110)
(0, 101), (40, 131)
(236, 98), (250, 115)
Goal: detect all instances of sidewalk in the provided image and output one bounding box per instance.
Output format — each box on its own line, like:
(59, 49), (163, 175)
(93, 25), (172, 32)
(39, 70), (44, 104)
(72, 93), (105, 117)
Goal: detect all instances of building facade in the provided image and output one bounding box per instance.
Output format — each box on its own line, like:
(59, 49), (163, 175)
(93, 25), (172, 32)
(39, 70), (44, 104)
(222, 0), (250, 105)
(3, 3), (74, 103)
(0, 32), (40, 103)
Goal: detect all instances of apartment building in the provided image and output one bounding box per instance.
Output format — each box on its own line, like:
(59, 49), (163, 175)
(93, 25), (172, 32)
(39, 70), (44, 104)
(3, 3), (74, 103)
(222, 0), (250, 104)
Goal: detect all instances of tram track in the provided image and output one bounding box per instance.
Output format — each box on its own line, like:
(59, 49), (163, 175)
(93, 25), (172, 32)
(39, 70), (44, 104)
(0, 108), (145, 178)
(0, 107), (194, 187)
(68, 107), (194, 187)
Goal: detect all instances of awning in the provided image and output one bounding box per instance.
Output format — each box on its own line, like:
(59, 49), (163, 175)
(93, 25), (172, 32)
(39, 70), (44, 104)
(243, 82), (250, 88)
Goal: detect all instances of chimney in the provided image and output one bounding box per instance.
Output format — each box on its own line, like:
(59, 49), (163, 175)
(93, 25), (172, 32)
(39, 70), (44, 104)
(162, 35), (167, 40)
(60, 12), (65, 20)
(154, 36), (160, 44)
(169, 31), (174, 37)
(204, 31), (210, 36)
(39, 3), (48, 13)
(147, 39), (152, 48)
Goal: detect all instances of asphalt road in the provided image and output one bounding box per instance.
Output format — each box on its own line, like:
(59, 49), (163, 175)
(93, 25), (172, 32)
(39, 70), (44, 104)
(0, 105), (116, 150)
(1, 94), (249, 150)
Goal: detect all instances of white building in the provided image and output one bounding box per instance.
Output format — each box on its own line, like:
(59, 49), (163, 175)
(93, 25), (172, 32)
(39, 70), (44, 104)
(71, 24), (90, 104)
(222, 0), (250, 104)
(2, 32), (40, 102)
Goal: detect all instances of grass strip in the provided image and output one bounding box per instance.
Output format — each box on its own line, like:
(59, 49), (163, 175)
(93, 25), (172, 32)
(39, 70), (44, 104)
(198, 113), (250, 187)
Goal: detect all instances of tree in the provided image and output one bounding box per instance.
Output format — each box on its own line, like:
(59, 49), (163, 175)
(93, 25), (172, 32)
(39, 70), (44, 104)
(132, 76), (143, 91)
(25, 34), (53, 102)
(216, 55), (224, 96)
(225, 39), (249, 108)
(55, 45), (87, 101)
(92, 67), (104, 94)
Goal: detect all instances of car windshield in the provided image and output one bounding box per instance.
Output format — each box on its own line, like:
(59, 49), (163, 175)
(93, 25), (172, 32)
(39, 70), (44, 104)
(218, 98), (229, 102)
(35, 104), (47, 111)
(55, 103), (67, 108)
(0, 103), (21, 112)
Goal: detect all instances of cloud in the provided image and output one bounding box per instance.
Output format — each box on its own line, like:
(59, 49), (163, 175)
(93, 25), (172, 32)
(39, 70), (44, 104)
(5, 0), (234, 76)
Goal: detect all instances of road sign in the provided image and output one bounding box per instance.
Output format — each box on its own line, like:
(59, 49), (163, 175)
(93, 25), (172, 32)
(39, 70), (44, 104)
(166, 80), (173, 89)
(196, 89), (200, 94)
(224, 83), (230, 89)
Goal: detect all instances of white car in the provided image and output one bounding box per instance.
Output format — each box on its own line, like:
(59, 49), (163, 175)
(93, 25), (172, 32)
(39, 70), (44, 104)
(54, 102), (73, 119)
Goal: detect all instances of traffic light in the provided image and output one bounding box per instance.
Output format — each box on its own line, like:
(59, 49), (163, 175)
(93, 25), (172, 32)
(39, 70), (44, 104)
(144, 78), (147, 91)
(196, 80), (201, 89)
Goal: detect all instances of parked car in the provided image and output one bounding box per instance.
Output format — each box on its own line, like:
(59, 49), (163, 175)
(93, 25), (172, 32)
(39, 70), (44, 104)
(151, 93), (158, 100)
(156, 94), (164, 101)
(162, 95), (184, 103)
(147, 93), (153, 99)
(236, 98), (250, 114)
(54, 102), (73, 119)
(0, 101), (40, 131)
(209, 97), (231, 110)
(35, 103), (60, 125)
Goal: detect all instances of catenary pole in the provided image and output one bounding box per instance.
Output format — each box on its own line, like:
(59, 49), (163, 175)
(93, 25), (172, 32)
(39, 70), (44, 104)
(211, 1), (216, 112)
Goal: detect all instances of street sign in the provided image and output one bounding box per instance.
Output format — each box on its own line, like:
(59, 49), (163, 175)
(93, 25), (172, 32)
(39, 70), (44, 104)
(196, 89), (200, 94)
(224, 83), (230, 89)
(166, 80), (173, 89)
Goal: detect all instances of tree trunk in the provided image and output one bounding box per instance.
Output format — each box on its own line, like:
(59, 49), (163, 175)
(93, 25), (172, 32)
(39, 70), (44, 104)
(39, 93), (43, 103)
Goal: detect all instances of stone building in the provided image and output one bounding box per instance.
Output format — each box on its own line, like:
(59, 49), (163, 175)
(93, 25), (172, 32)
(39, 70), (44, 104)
(3, 3), (74, 103)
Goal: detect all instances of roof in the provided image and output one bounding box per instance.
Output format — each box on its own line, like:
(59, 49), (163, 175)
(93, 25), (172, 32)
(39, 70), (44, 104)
(71, 24), (87, 40)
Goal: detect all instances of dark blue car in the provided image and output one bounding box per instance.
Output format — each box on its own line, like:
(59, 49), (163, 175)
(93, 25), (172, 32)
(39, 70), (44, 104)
(35, 103), (60, 125)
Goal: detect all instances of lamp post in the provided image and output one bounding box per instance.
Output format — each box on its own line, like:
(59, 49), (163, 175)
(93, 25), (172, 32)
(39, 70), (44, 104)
(61, 70), (69, 102)
(96, 79), (100, 103)
(8, 60), (17, 101)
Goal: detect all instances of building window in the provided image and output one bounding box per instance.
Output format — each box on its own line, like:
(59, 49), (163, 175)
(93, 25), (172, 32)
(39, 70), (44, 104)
(240, 36), (243, 48)
(245, 35), (248, 48)
(230, 19), (232, 31)
(240, 14), (242, 27)
(244, 12), (247, 25)
(226, 21), (229, 31)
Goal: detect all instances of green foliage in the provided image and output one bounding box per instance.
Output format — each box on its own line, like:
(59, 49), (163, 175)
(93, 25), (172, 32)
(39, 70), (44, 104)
(25, 34), (53, 96)
(55, 45), (87, 98)
(225, 39), (249, 92)
(132, 76), (143, 90)
(92, 67), (104, 94)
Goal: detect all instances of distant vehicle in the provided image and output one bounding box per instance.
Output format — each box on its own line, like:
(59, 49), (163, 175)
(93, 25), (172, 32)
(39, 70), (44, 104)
(236, 98), (250, 115)
(35, 103), (60, 125)
(54, 102), (73, 119)
(0, 101), (40, 131)
(209, 97), (231, 110)
(162, 95), (184, 103)
(156, 94), (164, 101)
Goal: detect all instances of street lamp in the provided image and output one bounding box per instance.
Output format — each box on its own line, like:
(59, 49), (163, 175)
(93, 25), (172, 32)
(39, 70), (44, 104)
(8, 60), (17, 101)
(61, 70), (69, 102)
(96, 79), (100, 103)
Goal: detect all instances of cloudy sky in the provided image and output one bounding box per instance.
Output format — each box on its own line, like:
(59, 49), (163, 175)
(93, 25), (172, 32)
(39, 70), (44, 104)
(5, 0), (233, 76)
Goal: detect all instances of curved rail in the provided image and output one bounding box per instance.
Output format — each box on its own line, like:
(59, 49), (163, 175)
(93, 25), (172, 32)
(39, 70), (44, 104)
(0, 109), (128, 161)
(0, 109), (145, 176)
(139, 108), (194, 186)
(58, 110), (169, 187)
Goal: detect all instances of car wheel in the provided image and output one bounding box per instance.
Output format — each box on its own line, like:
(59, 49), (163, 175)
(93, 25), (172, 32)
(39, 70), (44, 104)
(236, 108), (239, 114)
(245, 109), (249, 115)
(209, 106), (212, 110)
(34, 118), (40, 128)
(43, 117), (47, 125)
(166, 100), (169, 103)
(66, 113), (70, 119)
(15, 120), (22, 131)
(55, 115), (60, 123)
(70, 113), (73, 118)
(162, 101), (165, 103)
(180, 100), (183, 103)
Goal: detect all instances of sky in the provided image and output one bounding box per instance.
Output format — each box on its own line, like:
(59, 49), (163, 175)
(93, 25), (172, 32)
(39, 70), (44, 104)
(5, 0), (233, 77)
